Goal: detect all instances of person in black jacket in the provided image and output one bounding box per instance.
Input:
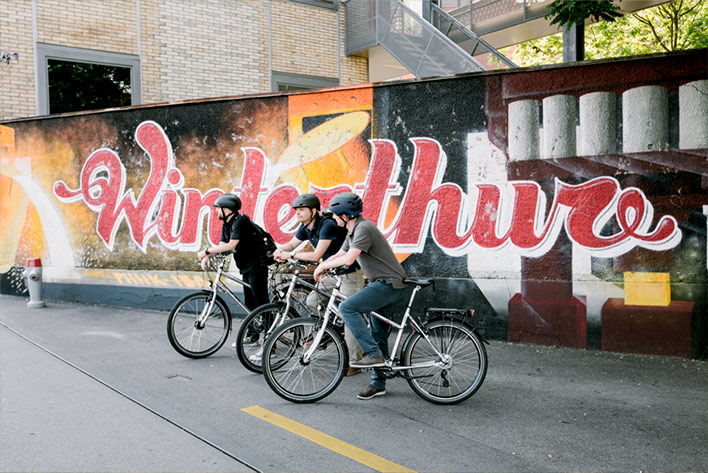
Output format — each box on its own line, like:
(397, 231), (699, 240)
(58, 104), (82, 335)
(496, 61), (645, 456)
(197, 193), (269, 311)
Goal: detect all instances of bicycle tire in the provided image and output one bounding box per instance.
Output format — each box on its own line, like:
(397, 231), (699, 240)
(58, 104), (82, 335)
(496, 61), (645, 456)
(167, 291), (231, 358)
(262, 317), (347, 403)
(402, 319), (487, 404)
(235, 302), (300, 373)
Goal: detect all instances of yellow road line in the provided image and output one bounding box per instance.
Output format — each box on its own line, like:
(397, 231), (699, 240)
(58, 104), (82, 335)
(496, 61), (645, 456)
(242, 405), (416, 473)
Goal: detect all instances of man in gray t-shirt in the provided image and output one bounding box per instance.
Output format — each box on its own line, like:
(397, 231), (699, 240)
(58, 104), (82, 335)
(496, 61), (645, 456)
(314, 192), (408, 400)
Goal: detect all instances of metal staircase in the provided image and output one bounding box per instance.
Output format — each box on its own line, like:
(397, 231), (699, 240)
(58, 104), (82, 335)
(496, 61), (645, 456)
(429, 3), (516, 69)
(344, 0), (516, 78)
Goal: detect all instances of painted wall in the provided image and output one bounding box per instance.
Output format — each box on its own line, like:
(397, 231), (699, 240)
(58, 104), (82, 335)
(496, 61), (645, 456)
(1, 50), (706, 358)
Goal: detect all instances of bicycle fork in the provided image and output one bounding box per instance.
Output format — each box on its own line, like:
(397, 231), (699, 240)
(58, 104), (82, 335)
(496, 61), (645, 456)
(302, 276), (343, 364)
(196, 270), (224, 329)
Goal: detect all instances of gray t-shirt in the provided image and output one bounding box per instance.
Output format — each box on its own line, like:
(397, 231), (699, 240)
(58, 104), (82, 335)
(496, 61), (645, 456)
(342, 218), (407, 289)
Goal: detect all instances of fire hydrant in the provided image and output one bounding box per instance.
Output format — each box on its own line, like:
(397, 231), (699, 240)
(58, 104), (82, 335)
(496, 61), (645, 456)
(23, 258), (46, 309)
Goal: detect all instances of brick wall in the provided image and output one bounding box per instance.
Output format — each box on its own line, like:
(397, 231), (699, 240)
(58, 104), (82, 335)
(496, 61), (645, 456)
(36, 0), (138, 53)
(0, 0), (37, 119)
(0, 0), (368, 121)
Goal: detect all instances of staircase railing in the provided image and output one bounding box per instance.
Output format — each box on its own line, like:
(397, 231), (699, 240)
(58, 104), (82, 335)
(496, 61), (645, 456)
(430, 3), (516, 69)
(344, 0), (485, 77)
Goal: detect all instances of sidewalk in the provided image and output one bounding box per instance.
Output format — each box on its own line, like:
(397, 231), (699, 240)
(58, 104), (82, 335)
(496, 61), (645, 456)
(1, 294), (707, 472)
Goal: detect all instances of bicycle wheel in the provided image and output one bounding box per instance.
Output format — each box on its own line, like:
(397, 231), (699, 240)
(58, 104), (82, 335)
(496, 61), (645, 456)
(235, 302), (299, 373)
(262, 317), (347, 403)
(167, 291), (231, 358)
(403, 320), (487, 404)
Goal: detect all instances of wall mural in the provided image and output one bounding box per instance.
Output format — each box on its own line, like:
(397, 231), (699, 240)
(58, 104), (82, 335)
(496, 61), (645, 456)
(1, 50), (706, 358)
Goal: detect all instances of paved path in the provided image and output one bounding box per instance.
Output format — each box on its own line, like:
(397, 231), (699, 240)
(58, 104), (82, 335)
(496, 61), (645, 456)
(1, 295), (706, 472)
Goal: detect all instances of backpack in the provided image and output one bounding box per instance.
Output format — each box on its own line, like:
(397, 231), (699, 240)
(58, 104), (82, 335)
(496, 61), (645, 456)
(311, 211), (334, 239)
(252, 220), (277, 266)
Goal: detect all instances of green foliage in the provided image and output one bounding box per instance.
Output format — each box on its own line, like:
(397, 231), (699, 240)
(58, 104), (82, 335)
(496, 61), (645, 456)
(48, 60), (132, 115)
(545, 0), (622, 28)
(510, 0), (708, 67)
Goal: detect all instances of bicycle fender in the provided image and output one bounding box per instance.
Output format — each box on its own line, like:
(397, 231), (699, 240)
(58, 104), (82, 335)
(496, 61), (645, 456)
(420, 313), (490, 345)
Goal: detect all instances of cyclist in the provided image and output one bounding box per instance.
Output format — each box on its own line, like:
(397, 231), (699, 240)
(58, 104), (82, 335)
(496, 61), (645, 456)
(274, 193), (365, 375)
(198, 193), (269, 312)
(313, 192), (408, 400)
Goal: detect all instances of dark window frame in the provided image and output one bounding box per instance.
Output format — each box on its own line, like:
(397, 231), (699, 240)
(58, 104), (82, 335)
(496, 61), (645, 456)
(285, 0), (338, 11)
(37, 43), (141, 115)
(271, 71), (339, 92)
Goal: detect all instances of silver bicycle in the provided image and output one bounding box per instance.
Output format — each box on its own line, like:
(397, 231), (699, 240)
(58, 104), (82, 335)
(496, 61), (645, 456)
(261, 273), (489, 404)
(166, 251), (252, 358)
(235, 260), (331, 373)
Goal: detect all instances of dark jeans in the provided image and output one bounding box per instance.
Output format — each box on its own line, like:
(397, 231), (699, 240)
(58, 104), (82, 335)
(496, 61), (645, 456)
(339, 280), (407, 388)
(241, 267), (269, 312)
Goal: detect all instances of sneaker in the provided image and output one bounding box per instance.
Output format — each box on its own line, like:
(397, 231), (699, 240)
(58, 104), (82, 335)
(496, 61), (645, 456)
(350, 354), (385, 368)
(248, 349), (263, 364)
(357, 384), (386, 400)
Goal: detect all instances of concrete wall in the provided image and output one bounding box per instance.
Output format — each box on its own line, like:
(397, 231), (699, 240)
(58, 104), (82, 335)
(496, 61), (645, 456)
(1, 49), (706, 359)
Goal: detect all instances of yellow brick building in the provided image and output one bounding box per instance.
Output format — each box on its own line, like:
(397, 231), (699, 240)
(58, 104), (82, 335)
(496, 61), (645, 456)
(0, 0), (367, 121)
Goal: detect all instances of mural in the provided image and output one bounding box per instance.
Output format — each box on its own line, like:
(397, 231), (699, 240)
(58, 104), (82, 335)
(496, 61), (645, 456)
(1, 50), (706, 358)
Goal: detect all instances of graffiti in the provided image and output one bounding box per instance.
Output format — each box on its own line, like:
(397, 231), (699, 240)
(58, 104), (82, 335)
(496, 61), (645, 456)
(2, 50), (706, 358)
(112, 271), (206, 289)
(54, 121), (681, 259)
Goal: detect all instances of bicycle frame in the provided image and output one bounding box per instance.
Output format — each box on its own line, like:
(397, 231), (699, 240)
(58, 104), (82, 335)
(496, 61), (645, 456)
(196, 252), (250, 326)
(302, 275), (451, 373)
(262, 261), (334, 334)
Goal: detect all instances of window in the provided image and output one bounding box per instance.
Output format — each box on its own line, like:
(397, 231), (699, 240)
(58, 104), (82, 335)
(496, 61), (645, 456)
(286, 0), (337, 10)
(37, 44), (141, 115)
(271, 72), (338, 92)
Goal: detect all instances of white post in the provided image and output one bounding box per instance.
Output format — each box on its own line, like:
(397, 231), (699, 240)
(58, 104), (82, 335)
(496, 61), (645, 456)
(508, 100), (539, 161)
(622, 86), (669, 152)
(579, 92), (616, 156)
(679, 80), (708, 150)
(542, 95), (576, 159)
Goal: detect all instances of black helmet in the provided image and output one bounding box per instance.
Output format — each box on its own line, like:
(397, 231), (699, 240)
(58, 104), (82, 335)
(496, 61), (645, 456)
(328, 192), (363, 218)
(292, 193), (321, 210)
(213, 193), (241, 212)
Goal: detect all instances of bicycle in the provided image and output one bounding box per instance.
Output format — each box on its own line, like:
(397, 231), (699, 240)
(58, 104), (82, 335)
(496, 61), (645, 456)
(166, 251), (253, 358)
(235, 260), (332, 373)
(261, 273), (489, 404)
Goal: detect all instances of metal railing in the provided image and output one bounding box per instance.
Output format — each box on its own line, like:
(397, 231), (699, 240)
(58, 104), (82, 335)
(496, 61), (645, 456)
(446, 0), (551, 36)
(345, 0), (486, 77)
(430, 2), (516, 68)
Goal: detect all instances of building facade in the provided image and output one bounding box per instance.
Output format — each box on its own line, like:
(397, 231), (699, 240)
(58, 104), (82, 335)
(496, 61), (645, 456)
(0, 0), (367, 121)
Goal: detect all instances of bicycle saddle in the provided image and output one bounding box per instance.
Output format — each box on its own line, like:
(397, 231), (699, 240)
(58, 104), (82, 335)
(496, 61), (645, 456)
(403, 277), (434, 288)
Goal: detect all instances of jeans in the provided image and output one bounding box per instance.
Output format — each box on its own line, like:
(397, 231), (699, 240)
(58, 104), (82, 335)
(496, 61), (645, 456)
(241, 267), (270, 312)
(306, 269), (366, 363)
(338, 280), (407, 388)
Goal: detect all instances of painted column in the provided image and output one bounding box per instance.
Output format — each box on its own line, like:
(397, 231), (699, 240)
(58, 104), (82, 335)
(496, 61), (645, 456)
(542, 95), (576, 159)
(507, 96), (587, 348)
(679, 80), (708, 150)
(623, 86), (669, 152)
(508, 100), (539, 162)
(579, 92), (616, 156)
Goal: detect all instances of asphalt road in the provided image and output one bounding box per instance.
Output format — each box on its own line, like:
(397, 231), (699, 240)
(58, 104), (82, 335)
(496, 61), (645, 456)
(1, 294), (706, 472)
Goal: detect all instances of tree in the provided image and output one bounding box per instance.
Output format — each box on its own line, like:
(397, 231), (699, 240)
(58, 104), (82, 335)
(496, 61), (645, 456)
(506, 0), (708, 67)
(545, 0), (622, 28)
(544, 0), (623, 62)
(633, 0), (707, 52)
